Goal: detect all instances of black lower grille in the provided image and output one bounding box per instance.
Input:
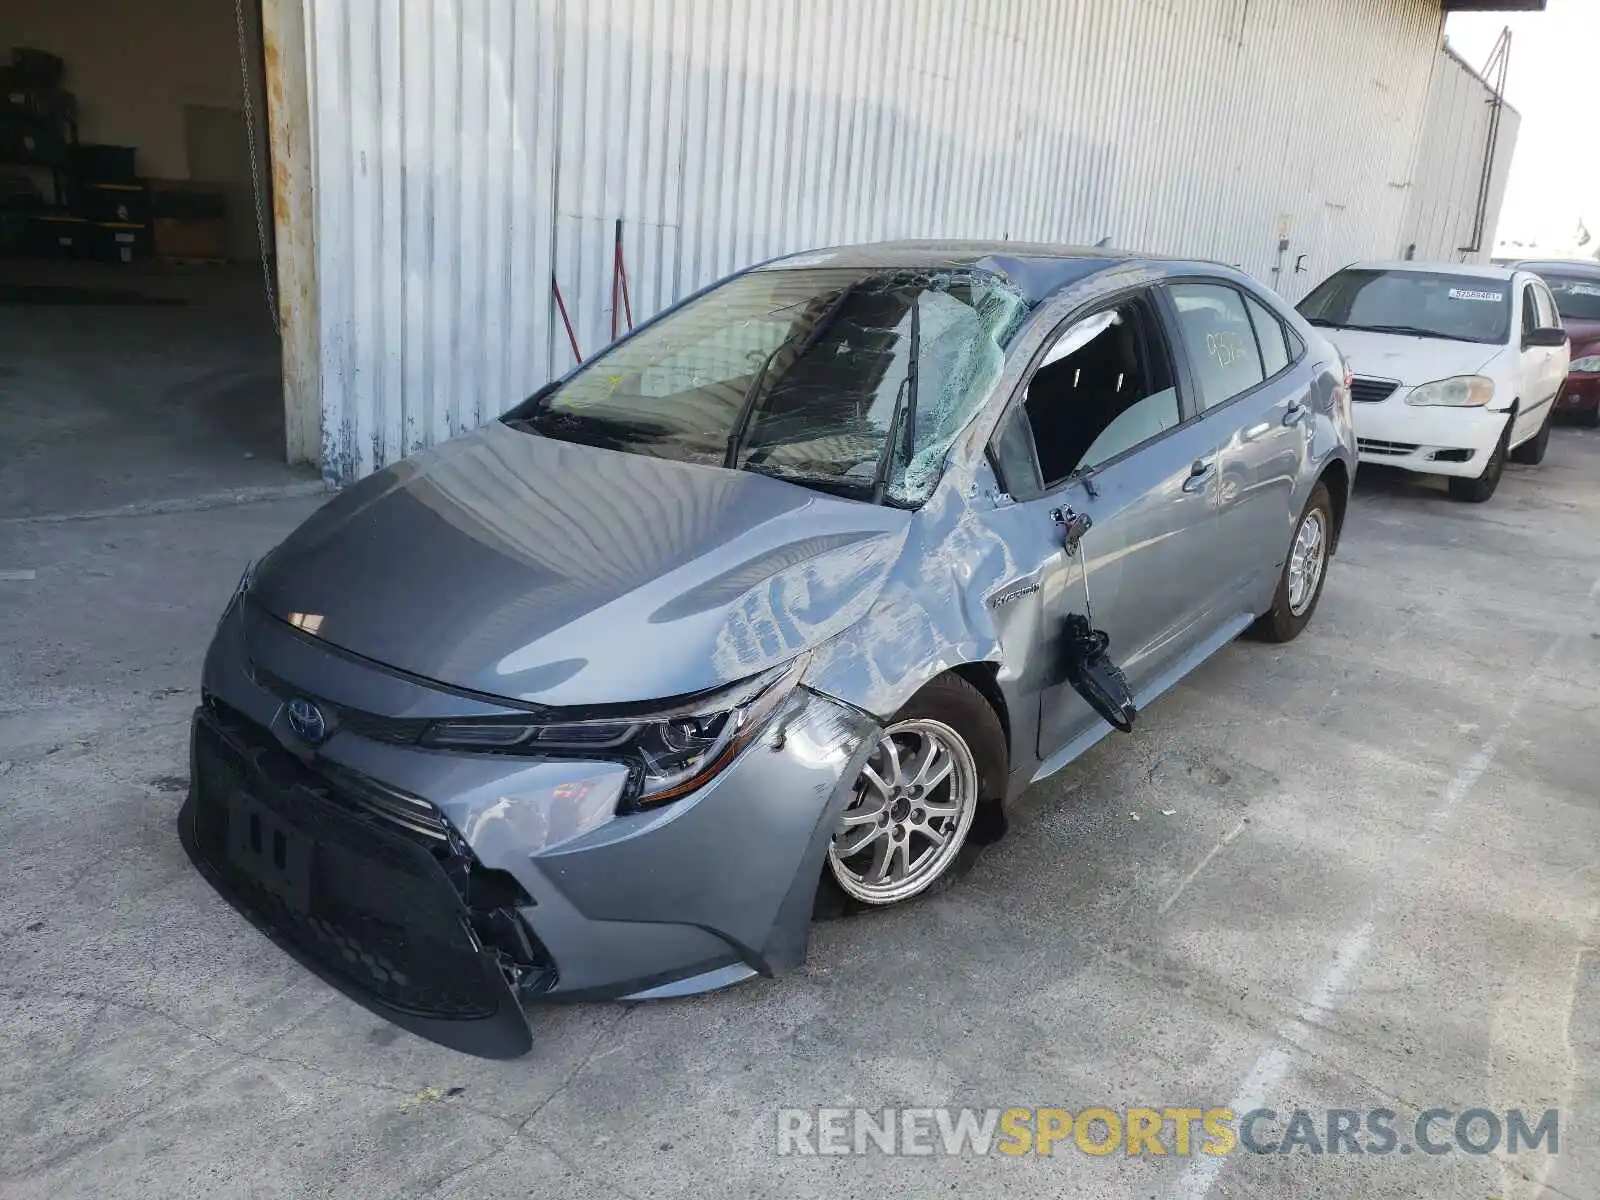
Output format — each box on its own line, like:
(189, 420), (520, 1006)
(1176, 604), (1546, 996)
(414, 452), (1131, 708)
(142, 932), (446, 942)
(1357, 437), (1419, 457)
(1350, 376), (1400, 404)
(190, 713), (540, 1020)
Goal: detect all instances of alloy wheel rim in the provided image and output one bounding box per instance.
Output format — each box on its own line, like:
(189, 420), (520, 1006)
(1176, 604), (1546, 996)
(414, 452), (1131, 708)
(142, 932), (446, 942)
(1286, 508), (1327, 617)
(828, 718), (978, 905)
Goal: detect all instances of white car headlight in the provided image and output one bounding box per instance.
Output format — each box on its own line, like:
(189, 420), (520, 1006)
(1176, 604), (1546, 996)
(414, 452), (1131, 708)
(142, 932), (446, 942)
(1570, 355), (1600, 374)
(1405, 375), (1495, 407)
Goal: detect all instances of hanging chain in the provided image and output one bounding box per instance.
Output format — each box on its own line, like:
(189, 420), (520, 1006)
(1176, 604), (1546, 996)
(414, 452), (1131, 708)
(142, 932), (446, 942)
(235, 0), (281, 335)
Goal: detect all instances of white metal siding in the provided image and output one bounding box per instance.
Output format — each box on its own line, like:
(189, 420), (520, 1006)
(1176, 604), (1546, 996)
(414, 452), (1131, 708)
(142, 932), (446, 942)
(1399, 46), (1520, 264)
(305, 0), (1452, 484)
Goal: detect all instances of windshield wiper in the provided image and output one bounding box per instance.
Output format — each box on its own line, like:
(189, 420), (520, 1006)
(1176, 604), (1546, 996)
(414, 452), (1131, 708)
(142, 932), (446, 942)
(742, 463), (878, 501)
(724, 287), (856, 469)
(723, 334), (802, 469)
(508, 406), (651, 445)
(1342, 323), (1455, 340)
(870, 297), (920, 506)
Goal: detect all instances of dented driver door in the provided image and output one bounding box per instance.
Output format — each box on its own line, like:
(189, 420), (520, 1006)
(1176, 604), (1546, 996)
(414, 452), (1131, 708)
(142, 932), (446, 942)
(1031, 412), (1226, 764)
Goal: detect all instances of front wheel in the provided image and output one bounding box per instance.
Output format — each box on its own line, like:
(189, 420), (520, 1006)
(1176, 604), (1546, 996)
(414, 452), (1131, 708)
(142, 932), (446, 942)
(817, 674), (1005, 914)
(1448, 417), (1510, 502)
(1577, 406), (1600, 430)
(1249, 481), (1333, 644)
(1509, 406), (1552, 465)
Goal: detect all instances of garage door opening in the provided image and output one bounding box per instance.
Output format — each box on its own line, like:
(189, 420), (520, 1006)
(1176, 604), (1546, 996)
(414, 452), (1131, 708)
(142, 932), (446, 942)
(0, 0), (314, 519)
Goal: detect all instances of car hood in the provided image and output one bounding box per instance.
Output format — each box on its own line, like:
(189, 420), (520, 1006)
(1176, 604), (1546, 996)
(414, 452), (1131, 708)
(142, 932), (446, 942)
(251, 422), (911, 707)
(1323, 327), (1502, 384)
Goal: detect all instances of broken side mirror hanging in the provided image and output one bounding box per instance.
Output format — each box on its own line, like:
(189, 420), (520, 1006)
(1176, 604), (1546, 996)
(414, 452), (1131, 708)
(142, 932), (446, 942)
(1053, 504), (1137, 733)
(1062, 615), (1138, 733)
(1051, 504), (1093, 555)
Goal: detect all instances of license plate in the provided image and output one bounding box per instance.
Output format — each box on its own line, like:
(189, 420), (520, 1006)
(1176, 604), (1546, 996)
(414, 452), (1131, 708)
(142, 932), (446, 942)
(226, 791), (314, 913)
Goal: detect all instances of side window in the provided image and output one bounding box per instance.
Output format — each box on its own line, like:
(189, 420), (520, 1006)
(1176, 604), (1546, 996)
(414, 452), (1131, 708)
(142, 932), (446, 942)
(1521, 284), (1540, 336)
(1168, 283), (1266, 409)
(1243, 294), (1290, 377)
(1009, 296), (1181, 489)
(1535, 284), (1561, 330)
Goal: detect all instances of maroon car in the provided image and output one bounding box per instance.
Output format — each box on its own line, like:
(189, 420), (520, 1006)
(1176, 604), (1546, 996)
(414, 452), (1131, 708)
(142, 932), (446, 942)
(1519, 259), (1600, 427)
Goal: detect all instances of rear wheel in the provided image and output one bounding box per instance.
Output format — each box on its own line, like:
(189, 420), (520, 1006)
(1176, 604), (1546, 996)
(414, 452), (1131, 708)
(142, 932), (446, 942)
(1448, 416), (1511, 503)
(817, 674), (1005, 915)
(1509, 406), (1552, 465)
(1250, 482), (1333, 644)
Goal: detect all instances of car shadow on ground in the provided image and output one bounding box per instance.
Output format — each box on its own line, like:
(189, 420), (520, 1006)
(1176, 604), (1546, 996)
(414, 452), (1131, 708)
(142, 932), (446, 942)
(1349, 461), (1458, 504)
(1352, 422), (1597, 507)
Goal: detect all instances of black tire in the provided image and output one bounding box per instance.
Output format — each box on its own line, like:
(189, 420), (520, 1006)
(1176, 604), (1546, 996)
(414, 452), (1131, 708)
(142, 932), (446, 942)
(1249, 482), (1334, 644)
(1577, 406), (1600, 429)
(1509, 406), (1552, 465)
(1448, 416), (1511, 503)
(813, 673), (1007, 920)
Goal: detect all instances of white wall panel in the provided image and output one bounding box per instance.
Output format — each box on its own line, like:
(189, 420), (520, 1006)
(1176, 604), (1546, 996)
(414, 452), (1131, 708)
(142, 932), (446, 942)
(1400, 44), (1520, 264)
(306, 0), (1466, 483)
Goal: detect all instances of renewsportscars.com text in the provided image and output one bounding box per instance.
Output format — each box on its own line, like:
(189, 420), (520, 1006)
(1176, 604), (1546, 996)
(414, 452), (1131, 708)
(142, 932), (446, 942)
(775, 1106), (1559, 1158)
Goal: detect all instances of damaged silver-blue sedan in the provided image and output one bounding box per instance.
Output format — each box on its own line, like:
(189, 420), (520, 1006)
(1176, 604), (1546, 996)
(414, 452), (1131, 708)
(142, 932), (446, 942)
(181, 241), (1356, 1056)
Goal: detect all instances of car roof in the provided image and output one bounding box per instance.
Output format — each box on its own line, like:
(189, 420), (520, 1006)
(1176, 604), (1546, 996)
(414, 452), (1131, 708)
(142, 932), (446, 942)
(1514, 259), (1600, 278)
(756, 239), (1238, 304)
(1343, 260), (1520, 280)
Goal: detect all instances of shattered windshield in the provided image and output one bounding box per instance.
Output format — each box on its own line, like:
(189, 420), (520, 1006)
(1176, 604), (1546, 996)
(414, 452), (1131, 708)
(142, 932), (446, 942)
(508, 266), (1031, 505)
(1297, 269), (1512, 344)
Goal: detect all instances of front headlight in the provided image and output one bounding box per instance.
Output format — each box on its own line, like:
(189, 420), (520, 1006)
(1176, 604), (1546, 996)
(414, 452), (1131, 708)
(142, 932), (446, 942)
(421, 654), (809, 809)
(1405, 375), (1495, 407)
(1570, 355), (1600, 374)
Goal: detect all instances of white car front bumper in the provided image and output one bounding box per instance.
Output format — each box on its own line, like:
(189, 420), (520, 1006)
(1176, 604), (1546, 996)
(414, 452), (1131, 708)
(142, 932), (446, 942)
(1351, 380), (1511, 479)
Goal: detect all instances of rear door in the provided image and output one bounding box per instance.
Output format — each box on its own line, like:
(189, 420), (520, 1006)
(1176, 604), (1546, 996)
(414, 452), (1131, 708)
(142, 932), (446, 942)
(1161, 280), (1314, 619)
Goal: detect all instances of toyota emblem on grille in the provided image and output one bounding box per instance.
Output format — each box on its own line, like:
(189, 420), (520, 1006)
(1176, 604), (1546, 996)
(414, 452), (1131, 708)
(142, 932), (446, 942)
(286, 697), (327, 743)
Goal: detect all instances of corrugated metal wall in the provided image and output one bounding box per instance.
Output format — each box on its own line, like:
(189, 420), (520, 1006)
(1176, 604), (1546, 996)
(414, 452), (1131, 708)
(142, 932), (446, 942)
(304, 0), (1453, 484)
(1399, 44), (1519, 264)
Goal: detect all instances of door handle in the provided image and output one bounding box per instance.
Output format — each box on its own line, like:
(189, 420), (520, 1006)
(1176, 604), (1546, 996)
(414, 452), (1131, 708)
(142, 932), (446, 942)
(1241, 421), (1273, 443)
(1282, 400), (1308, 426)
(1181, 459), (1216, 493)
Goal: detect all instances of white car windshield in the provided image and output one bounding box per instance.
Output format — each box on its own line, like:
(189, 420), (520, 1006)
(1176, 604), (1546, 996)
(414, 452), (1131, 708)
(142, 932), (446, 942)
(507, 266), (1031, 506)
(1298, 269), (1511, 345)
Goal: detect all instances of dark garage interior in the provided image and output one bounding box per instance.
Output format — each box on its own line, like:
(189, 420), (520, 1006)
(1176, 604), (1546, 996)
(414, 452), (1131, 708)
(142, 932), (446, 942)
(0, 0), (312, 521)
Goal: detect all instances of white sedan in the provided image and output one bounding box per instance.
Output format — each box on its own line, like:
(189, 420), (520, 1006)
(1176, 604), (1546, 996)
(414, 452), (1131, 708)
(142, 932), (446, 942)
(1296, 261), (1569, 502)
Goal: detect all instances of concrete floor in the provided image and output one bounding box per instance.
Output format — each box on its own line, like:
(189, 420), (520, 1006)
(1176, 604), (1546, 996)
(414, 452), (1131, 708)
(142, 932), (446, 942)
(0, 261), (319, 519)
(2, 296), (1598, 1198)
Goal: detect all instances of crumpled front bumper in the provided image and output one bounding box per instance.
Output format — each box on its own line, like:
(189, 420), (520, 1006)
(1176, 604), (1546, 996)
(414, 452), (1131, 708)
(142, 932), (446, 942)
(180, 597), (878, 1057)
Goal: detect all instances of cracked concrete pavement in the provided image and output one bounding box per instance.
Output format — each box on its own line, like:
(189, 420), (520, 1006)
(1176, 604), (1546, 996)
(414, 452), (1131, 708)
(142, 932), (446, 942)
(3, 404), (1599, 1196)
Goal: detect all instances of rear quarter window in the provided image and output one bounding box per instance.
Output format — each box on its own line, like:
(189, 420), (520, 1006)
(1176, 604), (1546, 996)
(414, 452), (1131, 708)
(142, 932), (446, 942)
(1243, 294), (1291, 377)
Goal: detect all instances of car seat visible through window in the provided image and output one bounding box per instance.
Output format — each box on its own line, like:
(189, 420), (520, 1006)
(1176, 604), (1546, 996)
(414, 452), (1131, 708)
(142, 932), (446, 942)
(1023, 301), (1176, 485)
